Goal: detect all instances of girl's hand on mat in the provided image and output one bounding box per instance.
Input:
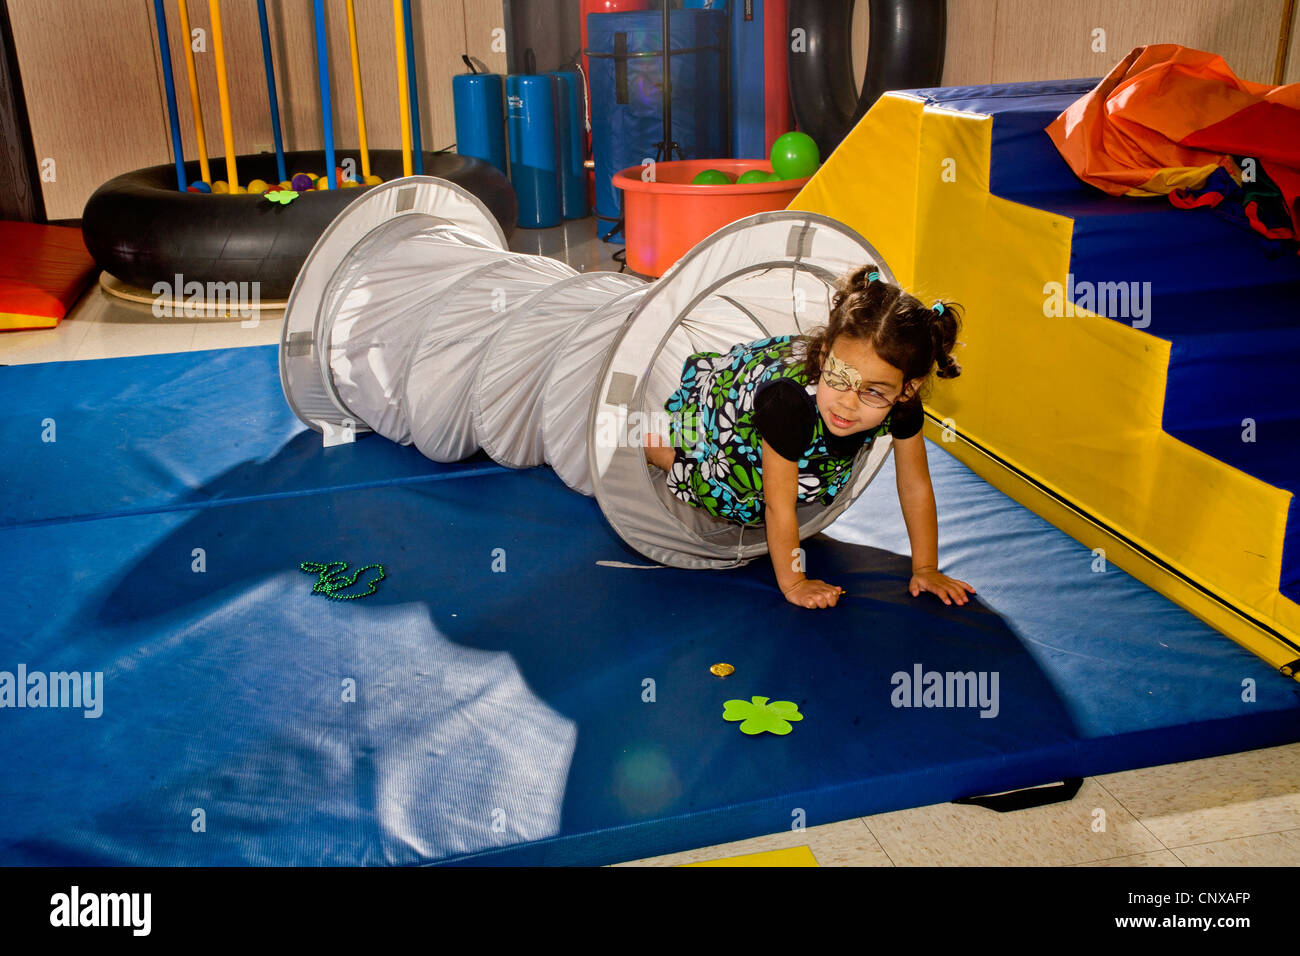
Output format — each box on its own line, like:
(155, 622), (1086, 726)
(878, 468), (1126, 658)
(782, 578), (843, 609)
(909, 568), (976, 606)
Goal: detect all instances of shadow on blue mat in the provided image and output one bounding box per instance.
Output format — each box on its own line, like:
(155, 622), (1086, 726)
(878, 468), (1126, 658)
(10, 442), (1074, 866)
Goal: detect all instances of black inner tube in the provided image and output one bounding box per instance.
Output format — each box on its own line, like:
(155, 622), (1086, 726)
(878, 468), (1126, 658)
(81, 150), (516, 300)
(788, 0), (947, 161)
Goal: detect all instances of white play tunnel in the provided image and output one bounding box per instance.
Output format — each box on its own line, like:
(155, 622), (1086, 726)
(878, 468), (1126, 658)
(280, 176), (897, 570)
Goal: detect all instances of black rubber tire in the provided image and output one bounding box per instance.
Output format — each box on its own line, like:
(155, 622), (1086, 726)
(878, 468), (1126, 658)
(81, 149), (517, 300)
(787, 0), (946, 161)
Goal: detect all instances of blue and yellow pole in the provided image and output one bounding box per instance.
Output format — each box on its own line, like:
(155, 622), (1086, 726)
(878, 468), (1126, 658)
(401, 0), (423, 174)
(313, 0), (337, 189)
(256, 0), (287, 185)
(151, 0), (188, 190)
(392, 0), (413, 177)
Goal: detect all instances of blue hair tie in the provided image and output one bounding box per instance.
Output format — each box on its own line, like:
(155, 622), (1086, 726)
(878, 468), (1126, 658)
(868, 271), (880, 282)
(933, 302), (945, 315)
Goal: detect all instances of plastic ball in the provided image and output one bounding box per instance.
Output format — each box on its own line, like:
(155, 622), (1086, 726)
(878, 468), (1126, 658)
(290, 173), (314, 191)
(211, 180), (229, 194)
(341, 179), (361, 188)
(278, 181), (293, 191)
(246, 179), (269, 194)
(691, 169), (732, 185)
(766, 172), (784, 182)
(770, 131), (820, 180)
(736, 169), (769, 184)
(364, 174), (383, 186)
(187, 181), (212, 194)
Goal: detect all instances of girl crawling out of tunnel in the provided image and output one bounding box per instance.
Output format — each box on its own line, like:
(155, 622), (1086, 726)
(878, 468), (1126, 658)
(644, 265), (977, 610)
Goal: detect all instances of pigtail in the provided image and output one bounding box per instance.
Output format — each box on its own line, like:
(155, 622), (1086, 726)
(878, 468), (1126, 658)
(929, 301), (963, 380)
(800, 263), (891, 382)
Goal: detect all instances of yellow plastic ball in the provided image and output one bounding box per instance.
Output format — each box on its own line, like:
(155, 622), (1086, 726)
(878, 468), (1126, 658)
(279, 181), (293, 191)
(246, 179), (269, 194)
(211, 180), (229, 194)
(341, 179), (361, 188)
(364, 174), (383, 186)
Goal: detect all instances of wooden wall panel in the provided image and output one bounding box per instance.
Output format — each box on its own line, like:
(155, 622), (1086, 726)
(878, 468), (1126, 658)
(993, 0), (1284, 84)
(943, 0), (997, 85)
(10, 0), (170, 220)
(11, 0), (1294, 220)
(1283, 0), (1299, 84)
(464, 0), (508, 75)
(853, 0), (1287, 92)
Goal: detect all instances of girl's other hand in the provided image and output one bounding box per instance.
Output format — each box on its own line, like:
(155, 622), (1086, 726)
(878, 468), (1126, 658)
(782, 578), (844, 609)
(909, 569), (976, 605)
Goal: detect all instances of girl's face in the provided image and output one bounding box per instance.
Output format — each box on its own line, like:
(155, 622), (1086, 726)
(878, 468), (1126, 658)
(816, 336), (915, 437)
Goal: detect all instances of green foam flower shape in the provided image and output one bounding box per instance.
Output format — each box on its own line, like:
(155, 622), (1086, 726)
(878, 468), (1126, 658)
(265, 190), (299, 205)
(722, 696), (803, 735)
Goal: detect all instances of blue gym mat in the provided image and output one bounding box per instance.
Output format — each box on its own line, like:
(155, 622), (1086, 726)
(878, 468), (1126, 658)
(1, 347), (1297, 866)
(0, 347), (505, 529)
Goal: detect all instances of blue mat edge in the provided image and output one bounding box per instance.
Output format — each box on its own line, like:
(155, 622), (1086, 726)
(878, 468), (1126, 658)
(436, 704), (1300, 866)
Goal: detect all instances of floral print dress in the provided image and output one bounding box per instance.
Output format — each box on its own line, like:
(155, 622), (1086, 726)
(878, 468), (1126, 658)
(662, 336), (894, 525)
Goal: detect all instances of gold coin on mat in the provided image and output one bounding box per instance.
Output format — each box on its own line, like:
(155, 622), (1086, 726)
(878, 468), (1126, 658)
(710, 663), (734, 677)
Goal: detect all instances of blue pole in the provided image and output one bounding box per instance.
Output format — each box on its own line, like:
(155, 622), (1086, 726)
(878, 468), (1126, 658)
(312, 0), (337, 189)
(256, 0), (287, 184)
(152, 0), (188, 191)
(401, 0), (423, 174)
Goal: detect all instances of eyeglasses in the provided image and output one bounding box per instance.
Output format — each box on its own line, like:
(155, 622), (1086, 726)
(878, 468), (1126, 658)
(822, 353), (900, 408)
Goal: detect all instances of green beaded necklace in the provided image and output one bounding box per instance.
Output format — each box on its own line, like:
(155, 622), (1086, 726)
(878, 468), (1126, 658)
(300, 561), (386, 600)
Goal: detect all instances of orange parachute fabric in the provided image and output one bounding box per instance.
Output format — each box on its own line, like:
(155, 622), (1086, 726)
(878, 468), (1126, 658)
(1047, 44), (1300, 239)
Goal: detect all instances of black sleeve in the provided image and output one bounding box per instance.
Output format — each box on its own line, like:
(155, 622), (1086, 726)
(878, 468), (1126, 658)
(754, 379), (815, 461)
(890, 400), (925, 440)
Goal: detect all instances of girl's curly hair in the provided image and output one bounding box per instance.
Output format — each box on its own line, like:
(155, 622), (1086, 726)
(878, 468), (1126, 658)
(794, 265), (964, 410)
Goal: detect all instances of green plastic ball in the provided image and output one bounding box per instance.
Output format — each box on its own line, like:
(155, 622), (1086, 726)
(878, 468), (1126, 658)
(736, 169), (770, 184)
(691, 169), (732, 185)
(770, 131), (820, 180)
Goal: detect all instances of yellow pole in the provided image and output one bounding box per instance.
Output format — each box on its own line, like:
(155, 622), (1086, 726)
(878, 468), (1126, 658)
(208, 0), (239, 191)
(346, 0), (370, 181)
(393, 0), (412, 177)
(177, 0), (211, 185)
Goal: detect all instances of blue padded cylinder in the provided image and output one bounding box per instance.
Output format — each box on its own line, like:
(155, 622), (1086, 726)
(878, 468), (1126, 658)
(453, 73), (507, 176)
(550, 70), (589, 220)
(507, 73), (562, 229)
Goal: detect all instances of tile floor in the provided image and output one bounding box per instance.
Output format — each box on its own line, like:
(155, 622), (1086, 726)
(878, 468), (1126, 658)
(4, 216), (1298, 866)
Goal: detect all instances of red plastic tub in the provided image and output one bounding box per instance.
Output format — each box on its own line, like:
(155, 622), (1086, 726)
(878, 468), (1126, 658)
(613, 159), (810, 277)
